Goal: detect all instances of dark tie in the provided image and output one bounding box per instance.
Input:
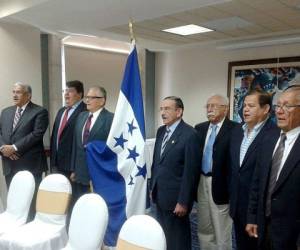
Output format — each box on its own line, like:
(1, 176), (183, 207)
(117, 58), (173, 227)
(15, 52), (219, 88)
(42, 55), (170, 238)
(202, 125), (217, 174)
(160, 128), (170, 155)
(57, 107), (70, 143)
(265, 133), (286, 217)
(13, 107), (23, 130)
(82, 114), (93, 146)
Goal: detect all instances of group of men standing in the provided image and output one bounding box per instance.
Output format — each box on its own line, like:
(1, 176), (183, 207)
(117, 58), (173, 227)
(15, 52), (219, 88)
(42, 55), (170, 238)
(150, 86), (300, 250)
(0, 81), (113, 219)
(0, 81), (299, 250)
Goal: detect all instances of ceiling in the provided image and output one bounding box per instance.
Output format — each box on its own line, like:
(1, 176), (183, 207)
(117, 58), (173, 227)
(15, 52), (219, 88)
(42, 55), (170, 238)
(1, 0), (300, 51)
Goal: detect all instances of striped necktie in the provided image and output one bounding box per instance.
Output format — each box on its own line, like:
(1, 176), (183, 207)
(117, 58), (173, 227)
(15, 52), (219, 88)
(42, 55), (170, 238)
(160, 128), (170, 155)
(13, 107), (23, 130)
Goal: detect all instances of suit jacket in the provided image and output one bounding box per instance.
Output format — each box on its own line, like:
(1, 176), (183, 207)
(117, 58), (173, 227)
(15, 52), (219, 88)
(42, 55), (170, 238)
(151, 120), (201, 211)
(0, 102), (48, 175)
(71, 108), (113, 185)
(229, 118), (276, 225)
(247, 128), (300, 249)
(195, 117), (237, 205)
(50, 101), (86, 172)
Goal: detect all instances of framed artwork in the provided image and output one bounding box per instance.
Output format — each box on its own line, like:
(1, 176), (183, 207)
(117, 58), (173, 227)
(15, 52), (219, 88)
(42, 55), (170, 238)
(228, 56), (300, 122)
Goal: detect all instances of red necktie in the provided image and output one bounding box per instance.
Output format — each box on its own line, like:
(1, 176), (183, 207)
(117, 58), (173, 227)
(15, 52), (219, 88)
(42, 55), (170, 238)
(57, 108), (70, 143)
(82, 114), (93, 146)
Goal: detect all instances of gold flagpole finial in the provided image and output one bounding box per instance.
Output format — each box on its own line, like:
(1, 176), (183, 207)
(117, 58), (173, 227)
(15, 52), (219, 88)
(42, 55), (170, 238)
(129, 20), (135, 43)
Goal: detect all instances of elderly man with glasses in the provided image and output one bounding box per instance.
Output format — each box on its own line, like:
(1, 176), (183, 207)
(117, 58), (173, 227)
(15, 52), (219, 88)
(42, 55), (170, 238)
(70, 86), (113, 205)
(246, 85), (300, 250)
(195, 94), (237, 250)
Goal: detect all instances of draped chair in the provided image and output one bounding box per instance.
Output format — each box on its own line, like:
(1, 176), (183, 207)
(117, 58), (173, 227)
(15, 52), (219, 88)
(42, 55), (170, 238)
(61, 193), (108, 250)
(0, 174), (72, 250)
(0, 171), (35, 235)
(116, 215), (166, 250)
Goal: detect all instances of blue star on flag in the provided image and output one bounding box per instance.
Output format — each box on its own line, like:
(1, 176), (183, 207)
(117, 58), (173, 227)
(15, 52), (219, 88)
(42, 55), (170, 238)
(114, 133), (128, 149)
(135, 164), (147, 179)
(127, 120), (137, 135)
(127, 146), (139, 162)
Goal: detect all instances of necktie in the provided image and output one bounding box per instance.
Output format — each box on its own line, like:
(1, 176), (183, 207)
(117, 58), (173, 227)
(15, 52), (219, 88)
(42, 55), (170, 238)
(265, 133), (286, 217)
(202, 125), (217, 174)
(160, 128), (170, 155)
(57, 107), (70, 143)
(13, 107), (23, 130)
(82, 114), (93, 146)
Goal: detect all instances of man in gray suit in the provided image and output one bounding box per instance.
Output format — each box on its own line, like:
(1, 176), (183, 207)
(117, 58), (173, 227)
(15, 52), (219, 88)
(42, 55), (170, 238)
(70, 86), (113, 204)
(0, 82), (48, 187)
(0, 82), (48, 220)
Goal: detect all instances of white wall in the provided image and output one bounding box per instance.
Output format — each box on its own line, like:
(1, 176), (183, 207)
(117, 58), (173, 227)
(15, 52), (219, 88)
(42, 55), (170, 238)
(0, 21), (42, 204)
(155, 42), (300, 128)
(65, 46), (128, 112)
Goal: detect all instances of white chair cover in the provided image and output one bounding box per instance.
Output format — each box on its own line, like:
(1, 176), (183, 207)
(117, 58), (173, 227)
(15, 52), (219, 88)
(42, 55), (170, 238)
(116, 215), (166, 250)
(0, 174), (72, 250)
(61, 193), (108, 250)
(0, 171), (35, 235)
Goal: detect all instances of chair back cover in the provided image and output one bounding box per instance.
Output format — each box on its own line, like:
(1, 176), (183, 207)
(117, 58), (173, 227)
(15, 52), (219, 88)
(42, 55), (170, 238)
(116, 215), (166, 250)
(65, 193), (108, 250)
(6, 170), (35, 224)
(35, 174), (72, 225)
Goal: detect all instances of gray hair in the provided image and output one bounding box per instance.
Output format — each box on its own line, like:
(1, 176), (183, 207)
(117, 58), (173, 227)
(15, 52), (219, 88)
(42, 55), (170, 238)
(207, 94), (229, 105)
(88, 86), (107, 100)
(14, 82), (32, 95)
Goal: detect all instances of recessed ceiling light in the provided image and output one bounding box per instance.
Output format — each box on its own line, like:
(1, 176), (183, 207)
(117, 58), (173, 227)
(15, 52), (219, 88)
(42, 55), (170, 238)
(162, 24), (213, 36)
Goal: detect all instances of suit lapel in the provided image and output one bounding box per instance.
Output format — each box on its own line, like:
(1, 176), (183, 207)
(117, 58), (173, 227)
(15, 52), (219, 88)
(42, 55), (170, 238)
(233, 127), (244, 168)
(214, 118), (229, 145)
(88, 109), (106, 140)
(241, 119), (272, 168)
(273, 134), (300, 194)
(260, 131), (280, 193)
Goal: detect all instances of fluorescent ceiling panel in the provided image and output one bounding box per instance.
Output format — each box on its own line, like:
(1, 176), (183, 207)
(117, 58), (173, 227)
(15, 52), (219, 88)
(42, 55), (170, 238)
(162, 24), (213, 35)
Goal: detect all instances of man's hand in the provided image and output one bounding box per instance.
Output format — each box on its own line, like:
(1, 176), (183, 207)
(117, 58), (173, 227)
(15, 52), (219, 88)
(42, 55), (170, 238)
(246, 224), (258, 238)
(9, 153), (20, 160)
(0, 145), (16, 157)
(173, 203), (187, 217)
(70, 172), (76, 182)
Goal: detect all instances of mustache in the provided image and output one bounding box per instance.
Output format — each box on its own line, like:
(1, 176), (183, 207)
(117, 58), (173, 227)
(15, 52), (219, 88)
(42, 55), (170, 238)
(161, 115), (167, 119)
(207, 111), (215, 116)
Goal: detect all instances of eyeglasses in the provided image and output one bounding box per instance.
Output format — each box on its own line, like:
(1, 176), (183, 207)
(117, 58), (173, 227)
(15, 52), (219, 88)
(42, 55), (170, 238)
(274, 104), (300, 112)
(84, 96), (104, 100)
(159, 107), (177, 112)
(205, 104), (226, 109)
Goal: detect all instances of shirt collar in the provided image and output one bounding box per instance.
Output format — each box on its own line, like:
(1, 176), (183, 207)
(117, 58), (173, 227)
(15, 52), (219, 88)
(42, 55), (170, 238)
(210, 117), (225, 130)
(282, 126), (300, 142)
(90, 107), (103, 117)
(166, 119), (181, 133)
(17, 101), (30, 111)
(242, 117), (268, 133)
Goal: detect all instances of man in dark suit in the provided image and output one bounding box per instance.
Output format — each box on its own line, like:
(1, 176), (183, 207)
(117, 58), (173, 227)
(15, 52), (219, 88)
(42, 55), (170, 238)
(246, 86), (300, 250)
(50, 80), (86, 178)
(70, 86), (113, 204)
(195, 94), (236, 250)
(229, 89), (275, 250)
(0, 82), (48, 220)
(151, 96), (201, 250)
(0, 82), (48, 187)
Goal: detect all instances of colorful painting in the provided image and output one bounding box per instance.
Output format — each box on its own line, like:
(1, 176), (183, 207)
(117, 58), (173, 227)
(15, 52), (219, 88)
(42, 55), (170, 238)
(228, 57), (300, 122)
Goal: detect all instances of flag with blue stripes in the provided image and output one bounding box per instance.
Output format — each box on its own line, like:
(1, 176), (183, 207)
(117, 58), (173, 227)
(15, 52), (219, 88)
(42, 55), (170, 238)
(86, 45), (147, 247)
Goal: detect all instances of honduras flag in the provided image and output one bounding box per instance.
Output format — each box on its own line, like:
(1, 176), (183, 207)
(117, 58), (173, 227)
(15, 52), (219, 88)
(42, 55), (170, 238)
(86, 44), (147, 247)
